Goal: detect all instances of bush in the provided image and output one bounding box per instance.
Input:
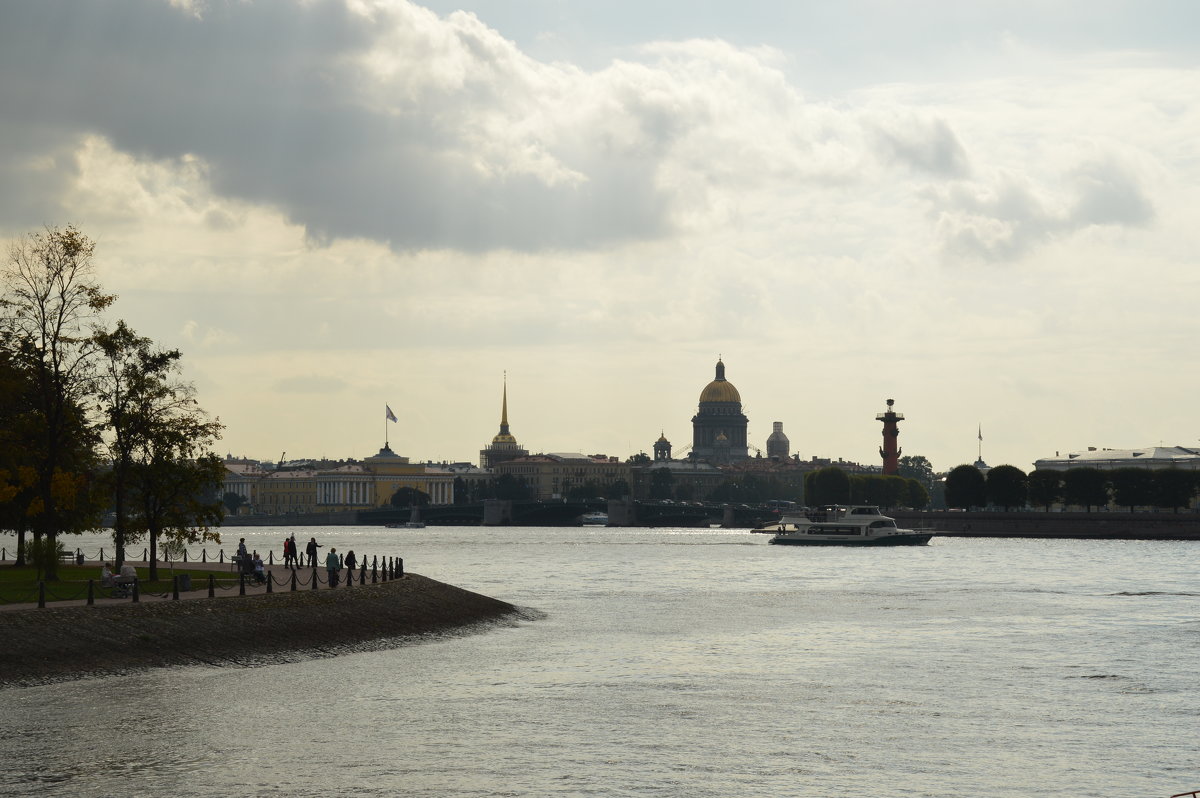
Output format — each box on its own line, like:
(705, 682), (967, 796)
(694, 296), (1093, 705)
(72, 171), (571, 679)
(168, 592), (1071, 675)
(23, 536), (67, 580)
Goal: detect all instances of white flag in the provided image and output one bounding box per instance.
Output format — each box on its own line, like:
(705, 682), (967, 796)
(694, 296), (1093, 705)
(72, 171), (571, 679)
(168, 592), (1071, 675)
(386, 405), (398, 423)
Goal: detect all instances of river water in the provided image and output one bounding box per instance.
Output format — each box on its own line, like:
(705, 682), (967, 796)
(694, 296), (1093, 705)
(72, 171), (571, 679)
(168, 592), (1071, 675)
(2, 525), (1198, 797)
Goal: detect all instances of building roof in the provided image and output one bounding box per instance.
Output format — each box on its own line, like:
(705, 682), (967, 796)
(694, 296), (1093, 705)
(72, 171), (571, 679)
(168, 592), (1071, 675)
(1034, 446), (1200, 470)
(698, 358), (741, 404)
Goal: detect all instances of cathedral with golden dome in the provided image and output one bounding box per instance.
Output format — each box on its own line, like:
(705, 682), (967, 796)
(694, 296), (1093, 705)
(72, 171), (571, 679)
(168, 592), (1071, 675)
(690, 358), (749, 463)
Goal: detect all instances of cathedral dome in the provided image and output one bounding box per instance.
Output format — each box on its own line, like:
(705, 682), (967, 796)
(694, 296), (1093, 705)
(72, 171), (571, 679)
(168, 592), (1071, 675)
(699, 359), (741, 404)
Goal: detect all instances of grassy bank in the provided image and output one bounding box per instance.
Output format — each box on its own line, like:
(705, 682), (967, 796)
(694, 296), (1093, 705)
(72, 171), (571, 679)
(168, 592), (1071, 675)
(0, 564), (234, 604)
(0, 574), (522, 686)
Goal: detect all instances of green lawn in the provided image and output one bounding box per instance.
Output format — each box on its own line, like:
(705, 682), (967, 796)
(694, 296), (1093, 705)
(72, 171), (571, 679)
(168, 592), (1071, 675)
(0, 564), (238, 605)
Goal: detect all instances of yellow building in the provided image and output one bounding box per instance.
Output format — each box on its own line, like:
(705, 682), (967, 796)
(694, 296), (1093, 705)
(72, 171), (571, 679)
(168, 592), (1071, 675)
(256, 469), (319, 514)
(315, 445), (454, 511)
(494, 453), (631, 500)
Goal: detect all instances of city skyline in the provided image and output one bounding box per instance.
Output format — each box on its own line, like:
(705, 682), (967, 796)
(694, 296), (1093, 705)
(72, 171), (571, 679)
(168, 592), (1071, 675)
(2, 1), (1199, 474)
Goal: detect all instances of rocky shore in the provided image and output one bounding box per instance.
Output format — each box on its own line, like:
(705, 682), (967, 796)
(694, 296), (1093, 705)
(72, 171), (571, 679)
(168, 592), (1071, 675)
(0, 574), (524, 687)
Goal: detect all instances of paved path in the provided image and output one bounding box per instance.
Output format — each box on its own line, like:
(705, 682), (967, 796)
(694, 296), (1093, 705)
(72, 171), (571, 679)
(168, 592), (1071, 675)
(0, 560), (396, 612)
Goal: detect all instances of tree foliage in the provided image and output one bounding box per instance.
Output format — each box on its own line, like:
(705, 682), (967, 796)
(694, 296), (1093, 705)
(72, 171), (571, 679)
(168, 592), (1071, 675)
(1153, 468), (1196, 512)
(897, 455), (936, 492)
(805, 467), (851, 506)
(1109, 467), (1155, 512)
(944, 464), (986, 509)
(1, 226), (113, 578)
(1027, 469), (1063, 510)
(985, 465), (1028, 510)
(1062, 468), (1109, 511)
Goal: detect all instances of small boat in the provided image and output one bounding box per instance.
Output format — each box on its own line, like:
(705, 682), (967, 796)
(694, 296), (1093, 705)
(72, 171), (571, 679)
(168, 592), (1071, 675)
(764, 505), (933, 546)
(385, 521), (426, 529)
(581, 511), (608, 526)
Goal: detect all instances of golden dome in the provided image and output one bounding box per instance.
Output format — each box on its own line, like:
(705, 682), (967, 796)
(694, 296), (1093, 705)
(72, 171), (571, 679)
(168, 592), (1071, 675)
(699, 359), (741, 404)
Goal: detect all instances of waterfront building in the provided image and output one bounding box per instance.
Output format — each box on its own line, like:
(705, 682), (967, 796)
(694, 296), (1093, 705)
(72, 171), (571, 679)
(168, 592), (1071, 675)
(690, 358), (749, 464)
(630, 459), (726, 502)
(257, 468), (319, 514)
(766, 422), (790, 460)
(315, 445), (455, 510)
(221, 458), (266, 512)
(1033, 446), (1200, 472)
(493, 453), (632, 500)
(480, 376), (529, 468)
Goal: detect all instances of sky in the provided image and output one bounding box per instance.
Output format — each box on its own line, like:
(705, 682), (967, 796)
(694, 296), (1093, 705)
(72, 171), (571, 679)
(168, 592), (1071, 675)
(2, 0), (1199, 473)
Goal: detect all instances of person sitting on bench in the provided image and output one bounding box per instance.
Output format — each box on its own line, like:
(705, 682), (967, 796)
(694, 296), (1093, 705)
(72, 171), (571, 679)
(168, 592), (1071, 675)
(100, 563), (116, 589)
(252, 552), (266, 584)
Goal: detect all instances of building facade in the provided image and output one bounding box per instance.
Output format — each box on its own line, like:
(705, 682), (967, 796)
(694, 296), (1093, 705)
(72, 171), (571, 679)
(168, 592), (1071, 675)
(493, 453), (632, 500)
(480, 377), (529, 468)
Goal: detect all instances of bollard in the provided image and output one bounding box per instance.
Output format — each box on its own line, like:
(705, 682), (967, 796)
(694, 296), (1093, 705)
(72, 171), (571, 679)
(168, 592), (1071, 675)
(208, 573), (215, 598)
(142, 548), (148, 561)
(311, 567), (319, 590)
(183, 550), (188, 563)
(360, 561), (367, 584)
(202, 549), (207, 563)
(381, 558), (388, 582)
(99, 548), (104, 562)
(1, 548), (5, 560)
(372, 555), (378, 583)
(172, 575), (180, 600)
(346, 567), (352, 587)
(239, 574), (246, 596)
(220, 550), (224, 563)
(266, 571), (273, 593)
(397, 557), (404, 577)
(38, 581), (45, 609)
(290, 569), (297, 592)
(132, 579), (140, 603)
(87, 579), (95, 606)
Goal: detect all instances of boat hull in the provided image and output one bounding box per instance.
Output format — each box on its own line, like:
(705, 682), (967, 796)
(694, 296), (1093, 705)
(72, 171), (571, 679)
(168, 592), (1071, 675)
(769, 533), (933, 547)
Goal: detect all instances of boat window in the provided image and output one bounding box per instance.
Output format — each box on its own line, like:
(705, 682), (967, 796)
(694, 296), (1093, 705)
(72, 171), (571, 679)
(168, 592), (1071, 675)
(868, 520), (897, 529)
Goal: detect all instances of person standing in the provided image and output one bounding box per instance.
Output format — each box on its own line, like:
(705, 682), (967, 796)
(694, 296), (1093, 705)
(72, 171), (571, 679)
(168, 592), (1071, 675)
(325, 547), (340, 588)
(306, 537), (321, 568)
(344, 550), (357, 583)
(288, 534), (299, 569)
(282, 537), (292, 569)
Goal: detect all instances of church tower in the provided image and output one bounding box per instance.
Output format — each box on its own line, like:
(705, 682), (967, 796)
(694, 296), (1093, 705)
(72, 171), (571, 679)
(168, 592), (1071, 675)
(766, 422), (790, 460)
(690, 358), (749, 463)
(653, 432), (672, 461)
(480, 374), (529, 468)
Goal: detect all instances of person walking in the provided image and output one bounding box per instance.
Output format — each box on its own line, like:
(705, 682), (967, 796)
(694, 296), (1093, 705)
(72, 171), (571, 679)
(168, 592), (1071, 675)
(306, 537), (321, 568)
(288, 534), (298, 569)
(344, 550), (357, 584)
(325, 547), (341, 588)
(282, 537), (293, 569)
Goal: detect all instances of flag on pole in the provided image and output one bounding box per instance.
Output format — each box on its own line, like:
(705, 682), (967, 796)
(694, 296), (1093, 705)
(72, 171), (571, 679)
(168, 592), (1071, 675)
(386, 405), (398, 423)
(978, 424), (982, 441)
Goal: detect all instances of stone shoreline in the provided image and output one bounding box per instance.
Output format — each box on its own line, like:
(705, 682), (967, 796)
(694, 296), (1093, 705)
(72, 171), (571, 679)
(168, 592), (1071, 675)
(0, 574), (524, 687)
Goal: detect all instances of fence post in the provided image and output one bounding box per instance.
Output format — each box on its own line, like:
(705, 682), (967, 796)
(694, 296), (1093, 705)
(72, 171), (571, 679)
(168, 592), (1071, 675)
(372, 555), (378, 583)
(360, 561), (366, 584)
(220, 550), (224, 563)
(142, 548), (148, 562)
(311, 567), (319, 590)
(1, 548), (5, 561)
(183, 550), (188, 563)
(266, 571), (273, 593)
(172, 575), (180, 601)
(208, 573), (215, 598)
(397, 557), (404, 577)
(99, 548), (104, 562)
(132, 579), (140, 603)
(239, 574), (246, 596)
(38, 581), (45, 609)
(87, 579), (95, 606)
(202, 549), (207, 563)
(291, 569), (297, 592)
(381, 558), (388, 582)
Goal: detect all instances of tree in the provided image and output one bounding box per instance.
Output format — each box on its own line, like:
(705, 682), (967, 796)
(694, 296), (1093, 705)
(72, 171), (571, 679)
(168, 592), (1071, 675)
(944, 464), (986, 509)
(1154, 469), (1196, 513)
(1062, 467), (1108, 511)
(904, 478), (930, 510)
(606, 478), (630, 499)
(1027, 469), (1063, 510)
(95, 320), (184, 567)
(627, 452), (651, 465)
(493, 473), (531, 500)
(647, 467), (674, 501)
(986, 465), (1028, 510)
(805, 467), (851, 506)
(390, 486), (430, 508)
(1, 226), (113, 579)
(126, 382), (224, 581)
(222, 491), (247, 515)
(897, 455), (936, 493)
(1109, 467), (1155, 512)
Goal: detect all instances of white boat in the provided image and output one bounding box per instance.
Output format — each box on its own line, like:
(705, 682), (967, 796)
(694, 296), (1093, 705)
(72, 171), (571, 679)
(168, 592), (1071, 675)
(765, 505), (933, 546)
(581, 512), (608, 526)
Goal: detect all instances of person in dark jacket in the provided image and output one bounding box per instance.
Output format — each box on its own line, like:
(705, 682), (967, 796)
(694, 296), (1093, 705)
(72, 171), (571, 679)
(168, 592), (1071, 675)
(306, 537), (321, 568)
(344, 550), (357, 583)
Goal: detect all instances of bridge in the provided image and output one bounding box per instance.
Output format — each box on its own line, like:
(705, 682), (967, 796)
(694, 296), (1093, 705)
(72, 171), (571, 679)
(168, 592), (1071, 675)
(358, 500), (779, 529)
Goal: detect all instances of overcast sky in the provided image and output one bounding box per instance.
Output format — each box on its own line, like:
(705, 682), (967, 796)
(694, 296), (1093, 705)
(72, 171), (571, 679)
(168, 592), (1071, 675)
(2, 0), (1198, 473)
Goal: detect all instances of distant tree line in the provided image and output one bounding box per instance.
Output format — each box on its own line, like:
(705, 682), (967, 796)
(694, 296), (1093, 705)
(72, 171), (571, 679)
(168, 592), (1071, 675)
(803, 467), (930, 509)
(943, 464), (1200, 512)
(1, 226), (224, 579)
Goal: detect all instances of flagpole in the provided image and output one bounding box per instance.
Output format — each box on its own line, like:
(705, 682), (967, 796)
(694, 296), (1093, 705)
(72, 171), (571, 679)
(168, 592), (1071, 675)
(385, 404), (389, 448)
